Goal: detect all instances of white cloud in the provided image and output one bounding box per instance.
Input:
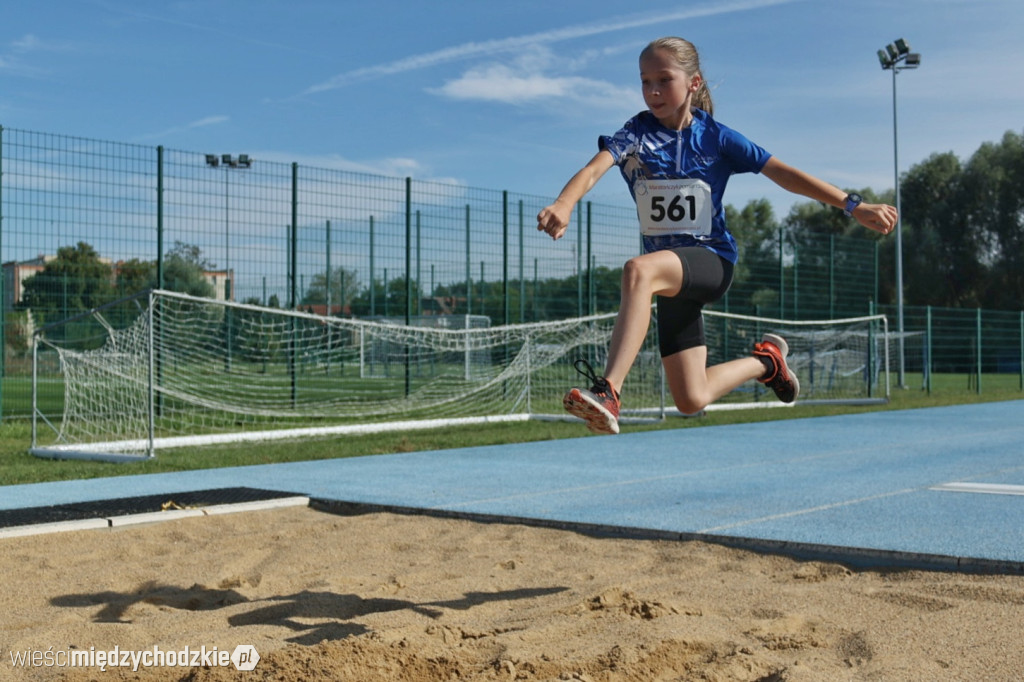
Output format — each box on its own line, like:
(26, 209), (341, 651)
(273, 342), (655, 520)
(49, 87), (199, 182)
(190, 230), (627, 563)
(301, 0), (798, 95)
(9, 33), (76, 53)
(434, 67), (563, 103)
(427, 44), (641, 110)
(432, 64), (637, 109)
(1, 33), (77, 77)
(12, 34), (43, 52)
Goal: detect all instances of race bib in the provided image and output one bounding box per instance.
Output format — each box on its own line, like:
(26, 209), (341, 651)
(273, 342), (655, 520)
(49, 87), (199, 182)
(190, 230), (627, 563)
(635, 178), (713, 236)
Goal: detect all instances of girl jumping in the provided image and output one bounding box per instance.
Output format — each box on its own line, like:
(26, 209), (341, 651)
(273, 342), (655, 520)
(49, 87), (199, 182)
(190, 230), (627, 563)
(537, 36), (898, 434)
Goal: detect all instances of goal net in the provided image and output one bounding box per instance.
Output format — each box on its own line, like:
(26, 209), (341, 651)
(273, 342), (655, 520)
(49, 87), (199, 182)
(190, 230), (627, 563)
(30, 290), (888, 461)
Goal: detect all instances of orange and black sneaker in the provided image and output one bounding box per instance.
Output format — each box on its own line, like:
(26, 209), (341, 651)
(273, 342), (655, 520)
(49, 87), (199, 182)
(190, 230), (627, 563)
(563, 358), (621, 435)
(753, 333), (800, 403)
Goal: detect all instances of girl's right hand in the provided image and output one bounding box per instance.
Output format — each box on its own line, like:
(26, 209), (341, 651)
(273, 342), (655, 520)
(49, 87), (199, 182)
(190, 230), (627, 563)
(537, 203), (571, 240)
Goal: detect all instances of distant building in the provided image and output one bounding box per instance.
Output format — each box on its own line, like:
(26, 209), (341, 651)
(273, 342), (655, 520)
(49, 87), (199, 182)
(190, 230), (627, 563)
(203, 269), (234, 303)
(2, 255), (72, 313)
(2, 255), (232, 312)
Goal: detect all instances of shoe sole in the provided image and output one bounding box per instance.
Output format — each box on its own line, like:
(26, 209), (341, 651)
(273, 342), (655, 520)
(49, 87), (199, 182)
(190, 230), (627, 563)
(762, 333), (789, 357)
(563, 388), (620, 435)
(760, 333), (800, 402)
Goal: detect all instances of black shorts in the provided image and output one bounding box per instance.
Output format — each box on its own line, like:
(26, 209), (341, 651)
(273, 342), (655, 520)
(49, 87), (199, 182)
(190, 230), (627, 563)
(656, 247), (734, 356)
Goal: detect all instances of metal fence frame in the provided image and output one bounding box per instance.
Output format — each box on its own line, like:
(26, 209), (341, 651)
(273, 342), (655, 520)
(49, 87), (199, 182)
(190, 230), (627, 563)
(2, 126), (1022, 419)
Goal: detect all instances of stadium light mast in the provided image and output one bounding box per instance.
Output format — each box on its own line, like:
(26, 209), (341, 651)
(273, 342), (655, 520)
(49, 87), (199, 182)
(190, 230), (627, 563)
(877, 38), (920, 389)
(205, 153), (252, 374)
(204, 154), (253, 303)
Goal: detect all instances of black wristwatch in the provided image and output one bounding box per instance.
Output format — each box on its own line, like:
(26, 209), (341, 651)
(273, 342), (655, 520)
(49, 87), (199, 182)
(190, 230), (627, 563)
(843, 193), (862, 217)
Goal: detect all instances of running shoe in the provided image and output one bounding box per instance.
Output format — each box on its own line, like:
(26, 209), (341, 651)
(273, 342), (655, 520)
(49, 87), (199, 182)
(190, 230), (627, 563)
(563, 358), (621, 435)
(753, 333), (800, 403)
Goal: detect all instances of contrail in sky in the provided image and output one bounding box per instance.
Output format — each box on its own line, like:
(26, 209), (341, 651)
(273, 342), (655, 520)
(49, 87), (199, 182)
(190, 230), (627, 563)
(302, 0), (798, 95)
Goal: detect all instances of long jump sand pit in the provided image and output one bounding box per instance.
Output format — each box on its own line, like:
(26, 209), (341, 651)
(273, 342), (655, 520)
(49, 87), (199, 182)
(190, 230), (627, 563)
(3, 504), (1023, 681)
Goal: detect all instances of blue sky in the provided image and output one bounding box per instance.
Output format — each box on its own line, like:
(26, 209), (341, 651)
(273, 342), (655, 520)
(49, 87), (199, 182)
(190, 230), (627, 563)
(3, 0), (1023, 219)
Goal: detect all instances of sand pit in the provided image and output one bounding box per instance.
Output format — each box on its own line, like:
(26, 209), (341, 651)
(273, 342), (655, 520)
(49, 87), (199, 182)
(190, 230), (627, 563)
(3, 505), (1023, 681)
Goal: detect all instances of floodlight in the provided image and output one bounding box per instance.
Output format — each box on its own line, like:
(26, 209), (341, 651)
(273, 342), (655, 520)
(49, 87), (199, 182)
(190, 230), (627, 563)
(238, 154), (252, 167)
(205, 154), (219, 167)
(877, 49), (892, 68)
(886, 43), (899, 61)
(895, 38), (911, 55)
(222, 154), (238, 167)
(904, 53), (921, 67)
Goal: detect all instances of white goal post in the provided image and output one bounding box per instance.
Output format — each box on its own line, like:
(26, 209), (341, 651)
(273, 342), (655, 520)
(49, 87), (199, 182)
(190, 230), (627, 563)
(30, 289), (889, 461)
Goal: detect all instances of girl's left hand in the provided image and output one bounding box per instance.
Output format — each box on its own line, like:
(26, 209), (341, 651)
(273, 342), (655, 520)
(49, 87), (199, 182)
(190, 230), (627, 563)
(854, 203), (898, 235)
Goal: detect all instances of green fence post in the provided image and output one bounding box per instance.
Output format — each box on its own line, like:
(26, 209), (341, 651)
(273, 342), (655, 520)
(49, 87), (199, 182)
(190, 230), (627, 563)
(156, 146), (164, 290)
(976, 308), (982, 394)
(502, 190), (509, 327)
(925, 306), (932, 395)
(792, 243), (799, 320)
(519, 199), (525, 323)
(533, 258), (538, 322)
(586, 201), (593, 316)
(290, 163), (298, 310)
(576, 201), (583, 317)
(867, 300), (875, 398)
(778, 227), (785, 319)
(325, 220), (332, 376)
(290, 162), (298, 406)
(325, 220), (332, 313)
(405, 177), (412, 397)
(465, 205), (471, 316)
(829, 234), (835, 319)
(369, 215), (376, 316)
(405, 177), (412, 328)
(873, 240), (880, 312)
(155, 145), (165, 416)
(415, 210), (421, 316)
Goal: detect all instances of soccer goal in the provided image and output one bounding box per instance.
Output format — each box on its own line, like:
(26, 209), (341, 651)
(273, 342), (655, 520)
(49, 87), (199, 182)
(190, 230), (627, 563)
(30, 290), (888, 461)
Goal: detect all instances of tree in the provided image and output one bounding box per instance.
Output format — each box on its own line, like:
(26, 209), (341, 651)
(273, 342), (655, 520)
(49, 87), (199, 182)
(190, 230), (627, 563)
(898, 152), (971, 306)
(162, 241), (215, 298)
(958, 131), (1024, 310)
(725, 199), (781, 314)
(899, 131), (1024, 310)
(115, 258), (155, 297)
(300, 266), (361, 313)
(19, 242), (115, 324)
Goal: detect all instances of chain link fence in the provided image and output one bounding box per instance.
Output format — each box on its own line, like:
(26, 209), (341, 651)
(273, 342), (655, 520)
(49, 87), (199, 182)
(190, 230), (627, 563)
(2, 126), (1021, 419)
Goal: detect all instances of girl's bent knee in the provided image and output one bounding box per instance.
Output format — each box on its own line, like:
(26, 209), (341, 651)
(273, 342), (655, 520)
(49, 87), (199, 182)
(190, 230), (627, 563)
(620, 257), (651, 291)
(673, 394), (708, 416)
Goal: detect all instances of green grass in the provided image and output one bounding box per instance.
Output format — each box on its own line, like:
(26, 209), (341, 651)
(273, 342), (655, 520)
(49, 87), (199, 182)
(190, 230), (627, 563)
(1, 383), (1021, 487)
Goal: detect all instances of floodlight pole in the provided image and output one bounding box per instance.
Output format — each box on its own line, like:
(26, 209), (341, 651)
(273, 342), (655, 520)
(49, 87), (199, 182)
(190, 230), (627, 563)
(877, 39), (920, 389)
(204, 154), (252, 373)
(204, 154), (253, 303)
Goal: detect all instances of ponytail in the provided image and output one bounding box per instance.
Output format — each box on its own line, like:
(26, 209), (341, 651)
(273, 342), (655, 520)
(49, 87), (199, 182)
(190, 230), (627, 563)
(692, 77), (714, 115)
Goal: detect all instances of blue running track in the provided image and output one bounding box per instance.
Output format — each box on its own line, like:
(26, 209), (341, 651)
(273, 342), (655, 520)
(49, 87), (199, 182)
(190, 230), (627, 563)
(3, 401), (1023, 573)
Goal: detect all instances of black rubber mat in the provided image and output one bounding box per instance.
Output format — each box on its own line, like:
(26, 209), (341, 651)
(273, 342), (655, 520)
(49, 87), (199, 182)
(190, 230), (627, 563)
(0, 487), (305, 529)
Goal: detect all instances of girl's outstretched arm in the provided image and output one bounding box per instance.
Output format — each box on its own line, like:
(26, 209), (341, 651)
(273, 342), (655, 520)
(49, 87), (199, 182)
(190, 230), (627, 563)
(538, 150), (616, 240)
(760, 157), (898, 235)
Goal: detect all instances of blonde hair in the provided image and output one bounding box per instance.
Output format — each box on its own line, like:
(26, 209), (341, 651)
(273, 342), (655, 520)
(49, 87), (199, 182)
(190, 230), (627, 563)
(640, 37), (713, 115)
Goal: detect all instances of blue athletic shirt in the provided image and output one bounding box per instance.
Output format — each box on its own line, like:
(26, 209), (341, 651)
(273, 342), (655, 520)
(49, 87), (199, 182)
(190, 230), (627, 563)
(598, 108), (771, 264)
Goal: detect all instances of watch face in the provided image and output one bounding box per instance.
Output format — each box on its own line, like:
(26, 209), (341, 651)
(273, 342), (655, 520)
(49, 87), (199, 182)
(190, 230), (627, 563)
(844, 194), (862, 216)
